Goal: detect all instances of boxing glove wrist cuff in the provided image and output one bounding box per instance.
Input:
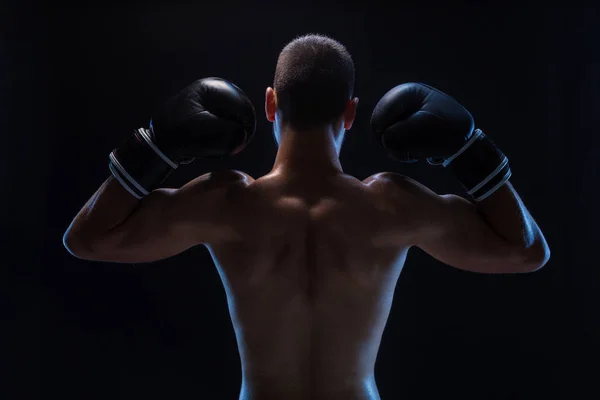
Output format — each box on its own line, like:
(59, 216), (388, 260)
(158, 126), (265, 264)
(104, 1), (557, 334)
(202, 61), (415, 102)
(137, 127), (178, 169)
(108, 127), (177, 199)
(445, 129), (512, 202)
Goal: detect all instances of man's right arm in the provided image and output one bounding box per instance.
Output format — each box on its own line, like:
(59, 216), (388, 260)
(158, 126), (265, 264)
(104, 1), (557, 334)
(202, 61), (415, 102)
(383, 173), (550, 274)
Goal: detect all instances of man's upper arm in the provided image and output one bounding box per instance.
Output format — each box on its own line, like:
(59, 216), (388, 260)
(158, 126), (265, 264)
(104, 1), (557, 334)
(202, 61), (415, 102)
(379, 172), (530, 274)
(88, 169), (250, 263)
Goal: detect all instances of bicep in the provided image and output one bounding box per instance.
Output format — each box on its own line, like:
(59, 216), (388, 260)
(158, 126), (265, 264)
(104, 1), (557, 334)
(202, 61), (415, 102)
(90, 188), (203, 263)
(381, 174), (527, 273)
(89, 171), (243, 264)
(413, 194), (528, 273)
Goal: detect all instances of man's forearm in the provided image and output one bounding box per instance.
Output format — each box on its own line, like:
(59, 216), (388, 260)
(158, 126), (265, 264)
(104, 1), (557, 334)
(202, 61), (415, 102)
(64, 176), (140, 247)
(476, 181), (550, 262)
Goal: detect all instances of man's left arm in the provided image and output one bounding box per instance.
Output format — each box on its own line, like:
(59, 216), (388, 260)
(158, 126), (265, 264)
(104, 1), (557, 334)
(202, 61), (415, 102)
(63, 77), (256, 263)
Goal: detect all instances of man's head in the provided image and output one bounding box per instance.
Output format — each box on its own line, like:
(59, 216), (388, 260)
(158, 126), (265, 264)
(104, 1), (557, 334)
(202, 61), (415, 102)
(266, 34), (358, 144)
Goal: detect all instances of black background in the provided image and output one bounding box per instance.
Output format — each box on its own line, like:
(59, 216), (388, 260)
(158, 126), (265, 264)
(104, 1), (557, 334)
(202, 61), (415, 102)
(3, 2), (599, 399)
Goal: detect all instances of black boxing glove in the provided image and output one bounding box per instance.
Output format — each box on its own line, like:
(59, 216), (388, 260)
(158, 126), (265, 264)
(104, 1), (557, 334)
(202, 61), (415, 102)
(371, 83), (511, 202)
(109, 78), (256, 199)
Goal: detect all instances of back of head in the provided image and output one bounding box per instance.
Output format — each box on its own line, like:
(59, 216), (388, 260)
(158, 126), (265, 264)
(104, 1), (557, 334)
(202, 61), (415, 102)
(274, 34), (355, 131)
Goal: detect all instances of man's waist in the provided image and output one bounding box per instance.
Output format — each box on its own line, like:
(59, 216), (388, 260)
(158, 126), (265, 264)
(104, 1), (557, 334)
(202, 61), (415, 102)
(240, 374), (378, 400)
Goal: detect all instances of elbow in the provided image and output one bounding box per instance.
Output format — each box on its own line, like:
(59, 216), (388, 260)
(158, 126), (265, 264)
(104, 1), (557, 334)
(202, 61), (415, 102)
(63, 229), (122, 262)
(62, 230), (96, 260)
(516, 242), (551, 273)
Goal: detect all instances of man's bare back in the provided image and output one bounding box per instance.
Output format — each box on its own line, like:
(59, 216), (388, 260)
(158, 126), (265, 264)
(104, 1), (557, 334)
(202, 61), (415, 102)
(63, 35), (550, 400)
(208, 170), (407, 399)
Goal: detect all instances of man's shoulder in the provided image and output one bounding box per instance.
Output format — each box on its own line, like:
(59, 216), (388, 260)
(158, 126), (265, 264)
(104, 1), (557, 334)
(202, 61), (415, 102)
(183, 169), (254, 193)
(174, 170), (255, 243)
(206, 169), (254, 185)
(362, 172), (429, 195)
(176, 169), (254, 215)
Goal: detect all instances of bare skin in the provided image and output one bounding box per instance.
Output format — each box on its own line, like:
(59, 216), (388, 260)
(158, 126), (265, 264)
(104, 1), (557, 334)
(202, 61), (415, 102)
(64, 89), (550, 399)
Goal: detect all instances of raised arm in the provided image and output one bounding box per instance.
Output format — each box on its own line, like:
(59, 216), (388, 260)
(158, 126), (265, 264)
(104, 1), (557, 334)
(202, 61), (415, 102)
(63, 170), (250, 263)
(382, 173), (549, 273)
(63, 78), (256, 263)
(370, 82), (550, 273)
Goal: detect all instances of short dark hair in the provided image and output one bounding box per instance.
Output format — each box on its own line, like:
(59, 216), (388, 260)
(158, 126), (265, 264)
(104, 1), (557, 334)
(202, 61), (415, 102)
(274, 34), (355, 131)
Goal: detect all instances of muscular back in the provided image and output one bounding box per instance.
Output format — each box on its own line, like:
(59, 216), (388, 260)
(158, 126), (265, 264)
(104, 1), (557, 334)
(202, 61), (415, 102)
(207, 171), (410, 399)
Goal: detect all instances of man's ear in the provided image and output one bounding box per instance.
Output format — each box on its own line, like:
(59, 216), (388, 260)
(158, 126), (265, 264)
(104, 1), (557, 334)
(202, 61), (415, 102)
(343, 97), (359, 130)
(265, 87), (277, 122)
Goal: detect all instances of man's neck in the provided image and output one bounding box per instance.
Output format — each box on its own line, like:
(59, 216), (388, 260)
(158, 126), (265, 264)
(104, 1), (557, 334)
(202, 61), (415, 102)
(271, 126), (344, 177)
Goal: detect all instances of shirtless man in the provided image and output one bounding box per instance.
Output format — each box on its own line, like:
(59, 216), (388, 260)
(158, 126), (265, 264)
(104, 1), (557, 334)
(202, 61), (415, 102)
(63, 34), (550, 399)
